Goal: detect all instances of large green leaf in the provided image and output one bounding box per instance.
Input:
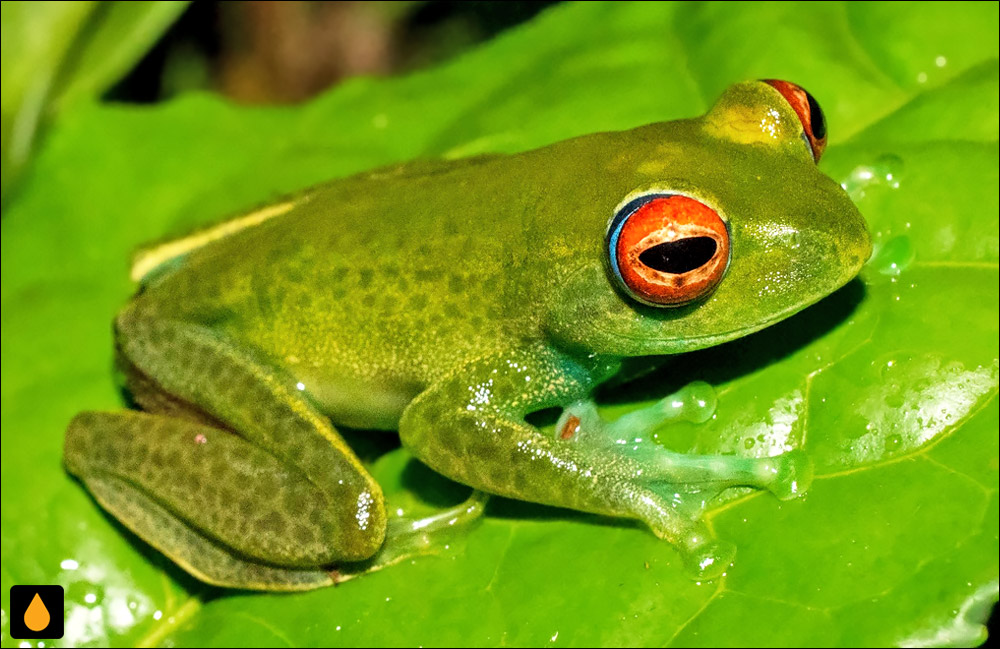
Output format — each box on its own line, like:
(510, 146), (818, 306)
(2, 2), (997, 646)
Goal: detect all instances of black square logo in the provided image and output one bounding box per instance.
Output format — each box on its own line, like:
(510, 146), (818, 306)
(9, 585), (64, 639)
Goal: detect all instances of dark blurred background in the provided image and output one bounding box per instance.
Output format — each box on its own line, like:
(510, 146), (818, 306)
(114, 1), (560, 105)
(1, 1), (561, 205)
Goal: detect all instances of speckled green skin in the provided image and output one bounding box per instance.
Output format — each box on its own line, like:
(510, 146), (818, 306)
(64, 82), (871, 590)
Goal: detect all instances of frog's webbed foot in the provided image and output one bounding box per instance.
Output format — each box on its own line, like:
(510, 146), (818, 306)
(549, 383), (813, 577)
(554, 382), (813, 503)
(334, 491), (489, 581)
(386, 490), (489, 548)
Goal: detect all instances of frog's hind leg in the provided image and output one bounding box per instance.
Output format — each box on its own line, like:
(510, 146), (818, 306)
(64, 309), (387, 590)
(66, 411), (342, 590)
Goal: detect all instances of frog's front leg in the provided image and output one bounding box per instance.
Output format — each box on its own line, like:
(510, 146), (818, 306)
(64, 308), (386, 590)
(400, 346), (810, 579)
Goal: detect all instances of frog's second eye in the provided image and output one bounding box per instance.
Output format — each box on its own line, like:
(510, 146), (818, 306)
(762, 79), (827, 162)
(606, 193), (730, 307)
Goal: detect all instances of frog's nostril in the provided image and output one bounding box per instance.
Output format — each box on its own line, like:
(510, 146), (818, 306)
(638, 237), (718, 274)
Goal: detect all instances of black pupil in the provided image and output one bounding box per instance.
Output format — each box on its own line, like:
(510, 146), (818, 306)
(638, 236), (717, 274)
(805, 90), (826, 140)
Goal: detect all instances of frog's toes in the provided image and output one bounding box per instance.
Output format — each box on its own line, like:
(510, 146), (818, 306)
(554, 381), (718, 445)
(666, 380), (717, 424)
(331, 491), (489, 582)
(634, 498), (735, 580)
(760, 449), (814, 501)
(681, 534), (736, 581)
(600, 381), (719, 441)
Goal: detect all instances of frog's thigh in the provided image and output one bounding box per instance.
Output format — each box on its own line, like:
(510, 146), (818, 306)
(68, 311), (386, 589)
(67, 411), (342, 590)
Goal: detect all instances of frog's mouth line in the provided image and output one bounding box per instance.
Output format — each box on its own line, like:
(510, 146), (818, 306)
(657, 305), (802, 354)
(603, 275), (857, 356)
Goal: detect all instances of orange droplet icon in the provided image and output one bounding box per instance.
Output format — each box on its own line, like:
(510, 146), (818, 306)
(24, 592), (51, 632)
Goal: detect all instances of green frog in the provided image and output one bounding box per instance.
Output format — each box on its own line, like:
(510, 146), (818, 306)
(64, 80), (870, 590)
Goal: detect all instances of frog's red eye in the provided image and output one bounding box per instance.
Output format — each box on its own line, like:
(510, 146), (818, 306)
(606, 193), (730, 307)
(762, 79), (827, 162)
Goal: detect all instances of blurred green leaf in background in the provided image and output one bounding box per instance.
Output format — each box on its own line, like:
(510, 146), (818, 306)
(0, 1), (189, 205)
(1, 1), (998, 647)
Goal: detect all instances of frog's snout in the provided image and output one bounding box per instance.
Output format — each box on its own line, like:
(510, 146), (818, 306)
(849, 215), (874, 274)
(832, 201), (873, 281)
(861, 227), (874, 263)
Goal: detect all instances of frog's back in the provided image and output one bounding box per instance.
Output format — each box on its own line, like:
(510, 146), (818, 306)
(127, 147), (595, 427)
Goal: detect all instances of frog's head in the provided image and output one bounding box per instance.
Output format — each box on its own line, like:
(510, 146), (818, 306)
(548, 80), (871, 356)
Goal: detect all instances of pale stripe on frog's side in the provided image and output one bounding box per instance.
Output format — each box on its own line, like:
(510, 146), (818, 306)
(130, 199), (301, 283)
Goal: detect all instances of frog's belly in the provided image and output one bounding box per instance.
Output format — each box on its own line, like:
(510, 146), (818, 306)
(292, 368), (422, 431)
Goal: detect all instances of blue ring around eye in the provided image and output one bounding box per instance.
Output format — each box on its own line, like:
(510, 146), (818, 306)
(606, 192), (676, 288)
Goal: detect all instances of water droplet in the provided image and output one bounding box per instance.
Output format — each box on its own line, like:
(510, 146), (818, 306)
(872, 236), (914, 277)
(887, 434), (903, 449)
(744, 437), (756, 449)
(884, 388), (905, 408)
(841, 154), (903, 200)
(884, 357), (910, 381)
(25, 593), (51, 632)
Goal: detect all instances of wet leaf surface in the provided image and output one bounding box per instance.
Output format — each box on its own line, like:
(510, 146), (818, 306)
(2, 2), (997, 646)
